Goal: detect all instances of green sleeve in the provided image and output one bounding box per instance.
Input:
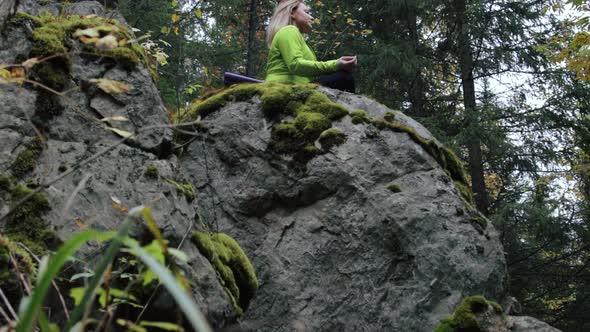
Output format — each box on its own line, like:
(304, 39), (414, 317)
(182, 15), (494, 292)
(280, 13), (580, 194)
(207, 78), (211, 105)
(275, 26), (338, 76)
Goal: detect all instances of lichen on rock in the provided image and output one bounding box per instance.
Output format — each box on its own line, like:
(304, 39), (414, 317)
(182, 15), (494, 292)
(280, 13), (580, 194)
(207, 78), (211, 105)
(192, 231), (258, 316)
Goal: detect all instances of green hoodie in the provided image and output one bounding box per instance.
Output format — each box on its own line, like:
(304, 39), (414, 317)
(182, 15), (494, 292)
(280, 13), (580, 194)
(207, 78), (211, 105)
(266, 25), (338, 84)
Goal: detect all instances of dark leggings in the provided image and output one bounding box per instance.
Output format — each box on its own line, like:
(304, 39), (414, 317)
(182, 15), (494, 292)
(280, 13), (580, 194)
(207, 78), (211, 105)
(314, 71), (355, 93)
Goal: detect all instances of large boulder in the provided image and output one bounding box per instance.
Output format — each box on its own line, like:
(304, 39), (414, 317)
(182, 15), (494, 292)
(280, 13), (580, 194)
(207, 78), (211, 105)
(179, 83), (506, 331)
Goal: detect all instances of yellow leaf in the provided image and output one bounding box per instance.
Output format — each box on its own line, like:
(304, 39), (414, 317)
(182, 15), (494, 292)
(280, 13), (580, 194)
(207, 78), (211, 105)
(106, 126), (134, 138)
(22, 57), (40, 69)
(10, 67), (25, 78)
(154, 51), (169, 66)
(173, 27), (180, 35)
(74, 27), (100, 38)
(171, 13), (181, 23)
(90, 78), (132, 94)
(74, 218), (87, 230)
(195, 8), (203, 20)
(79, 36), (99, 44)
(95, 35), (118, 50)
(0, 66), (9, 79)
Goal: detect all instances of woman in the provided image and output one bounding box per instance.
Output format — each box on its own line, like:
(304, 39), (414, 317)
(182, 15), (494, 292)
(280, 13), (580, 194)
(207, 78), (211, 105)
(265, 0), (357, 92)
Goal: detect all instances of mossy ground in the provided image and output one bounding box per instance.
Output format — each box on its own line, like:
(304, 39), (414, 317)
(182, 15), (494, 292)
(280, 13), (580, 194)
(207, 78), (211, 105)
(192, 232), (258, 316)
(434, 295), (503, 332)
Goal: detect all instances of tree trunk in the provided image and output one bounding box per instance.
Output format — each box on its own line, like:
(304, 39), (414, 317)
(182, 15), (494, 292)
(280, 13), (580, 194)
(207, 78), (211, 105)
(454, 0), (489, 214)
(405, 2), (425, 118)
(245, 0), (258, 76)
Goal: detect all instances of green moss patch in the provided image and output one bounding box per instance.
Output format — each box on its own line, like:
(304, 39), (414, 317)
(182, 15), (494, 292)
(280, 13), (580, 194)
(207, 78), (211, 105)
(350, 109), (371, 124)
(192, 232), (258, 316)
(384, 111), (396, 122)
(180, 83), (350, 162)
(0, 234), (36, 307)
(4, 182), (60, 255)
(434, 295), (503, 332)
(164, 178), (196, 201)
(319, 128), (347, 150)
(387, 183), (402, 193)
(0, 234), (36, 283)
(144, 164), (159, 179)
(11, 137), (45, 179)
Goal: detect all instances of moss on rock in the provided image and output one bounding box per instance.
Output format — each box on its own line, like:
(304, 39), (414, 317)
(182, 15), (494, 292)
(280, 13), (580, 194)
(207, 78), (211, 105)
(319, 128), (346, 150)
(192, 232), (259, 316)
(11, 137), (45, 179)
(0, 234), (36, 308)
(384, 111), (396, 122)
(0, 234), (36, 282)
(144, 164), (159, 179)
(434, 295), (503, 332)
(165, 178), (196, 201)
(180, 82), (351, 163)
(0, 174), (14, 192)
(16, 11), (155, 83)
(368, 119), (475, 207)
(4, 182), (59, 255)
(350, 109), (370, 124)
(387, 183), (402, 193)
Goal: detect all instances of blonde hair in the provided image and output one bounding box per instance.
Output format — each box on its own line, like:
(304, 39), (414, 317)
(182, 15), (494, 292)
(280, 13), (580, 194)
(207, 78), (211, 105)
(266, 0), (303, 46)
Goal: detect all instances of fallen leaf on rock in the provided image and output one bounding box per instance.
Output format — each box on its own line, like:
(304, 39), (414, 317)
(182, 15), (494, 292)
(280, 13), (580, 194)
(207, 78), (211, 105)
(90, 78), (132, 94)
(106, 126), (133, 138)
(22, 57), (40, 69)
(100, 116), (129, 122)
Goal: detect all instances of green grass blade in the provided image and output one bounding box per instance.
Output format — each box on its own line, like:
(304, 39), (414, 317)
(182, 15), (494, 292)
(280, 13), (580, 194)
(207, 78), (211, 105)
(64, 216), (134, 331)
(124, 239), (213, 332)
(16, 230), (116, 332)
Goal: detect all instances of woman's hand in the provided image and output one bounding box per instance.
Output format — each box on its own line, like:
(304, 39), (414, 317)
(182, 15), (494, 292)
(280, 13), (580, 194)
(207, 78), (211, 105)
(337, 56), (357, 72)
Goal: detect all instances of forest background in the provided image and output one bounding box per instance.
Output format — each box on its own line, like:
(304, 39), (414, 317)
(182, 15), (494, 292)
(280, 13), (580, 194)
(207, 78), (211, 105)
(109, 0), (590, 330)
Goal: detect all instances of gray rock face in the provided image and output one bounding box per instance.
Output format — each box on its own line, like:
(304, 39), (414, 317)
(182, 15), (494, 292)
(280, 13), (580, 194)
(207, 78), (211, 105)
(180, 90), (507, 331)
(0, 0), (16, 29)
(0, 2), (233, 326)
(508, 316), (561, 332)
